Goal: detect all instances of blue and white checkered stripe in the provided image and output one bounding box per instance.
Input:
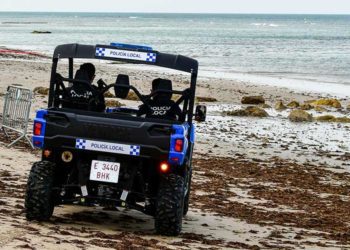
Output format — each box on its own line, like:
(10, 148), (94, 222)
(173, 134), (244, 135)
(146, 53), (157, 63)
(76, 139), (86, 149)
(75, 138), (141, 156)
(95, 47), (106, 57)
(130, 145), (140, 156)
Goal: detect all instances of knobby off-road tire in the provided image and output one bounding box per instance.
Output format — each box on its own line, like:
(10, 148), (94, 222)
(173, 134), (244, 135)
(155, 174), (185, 236)
(183, 171), (192, 216)
(25, 161), (55, 221)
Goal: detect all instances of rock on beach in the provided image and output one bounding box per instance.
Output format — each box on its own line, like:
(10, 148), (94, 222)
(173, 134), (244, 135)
(288, 110), (313, 122)
(31, 30), (52, 34)
(241, 96), (265, 105)
(300, 103), (313, 110)
(311, 98), (342, 109)
(287, 101), (300, 108)
(316, 115), (350, 123)
(275, 100), (287, 111)
(33, 86), (49, 95)
(226, 106), (269, 118)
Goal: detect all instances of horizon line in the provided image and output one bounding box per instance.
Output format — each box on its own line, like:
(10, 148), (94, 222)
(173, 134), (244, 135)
(0, 11), (349, 15)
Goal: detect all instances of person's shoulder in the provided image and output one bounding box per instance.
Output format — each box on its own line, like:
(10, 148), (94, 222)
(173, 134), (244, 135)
(160, 99), (176, 105)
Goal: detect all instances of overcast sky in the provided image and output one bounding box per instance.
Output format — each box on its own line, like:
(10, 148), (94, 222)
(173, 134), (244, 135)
(1, 0), (350, 14)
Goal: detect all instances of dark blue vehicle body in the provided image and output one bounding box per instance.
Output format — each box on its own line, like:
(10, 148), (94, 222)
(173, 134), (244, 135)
(33, 109), (195, 166)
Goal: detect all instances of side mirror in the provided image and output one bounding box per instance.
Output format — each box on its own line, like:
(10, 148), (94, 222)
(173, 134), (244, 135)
(195, 105), (207, 122)
(114, 74), (130, 99)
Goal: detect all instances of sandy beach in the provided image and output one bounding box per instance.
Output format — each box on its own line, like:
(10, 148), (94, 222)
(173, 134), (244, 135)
(1, 52), (350, 249)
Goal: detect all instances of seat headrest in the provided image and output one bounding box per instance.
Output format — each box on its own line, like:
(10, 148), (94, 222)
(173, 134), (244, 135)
(116, 74), (130, 86)
(114, 74), (130, 99)
(152, 78), (172, 100)
(152, 78), (172, 92)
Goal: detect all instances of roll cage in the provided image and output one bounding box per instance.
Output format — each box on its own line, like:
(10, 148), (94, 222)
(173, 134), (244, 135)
(48, 43), (199, 124)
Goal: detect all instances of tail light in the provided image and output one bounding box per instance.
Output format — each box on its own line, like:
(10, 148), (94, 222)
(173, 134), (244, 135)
(34, 122), (42, 136)
(160, 162), (170, 173)
(175, 139), (183, 152)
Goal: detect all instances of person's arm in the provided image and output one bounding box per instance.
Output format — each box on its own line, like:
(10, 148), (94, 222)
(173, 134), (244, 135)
(166, 100), (183, 120)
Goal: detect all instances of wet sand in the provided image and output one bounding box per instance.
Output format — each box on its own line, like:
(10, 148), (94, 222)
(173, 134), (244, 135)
(0, 53), (350, 249)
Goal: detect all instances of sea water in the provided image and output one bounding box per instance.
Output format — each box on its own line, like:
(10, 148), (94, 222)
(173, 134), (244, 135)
(0, 12), (349, 88)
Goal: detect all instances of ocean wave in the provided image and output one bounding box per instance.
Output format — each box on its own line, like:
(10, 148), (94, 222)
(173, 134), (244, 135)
(251, 23), (279, 27)
(129, 16), (139, 19)
(1, 22), (48, 24)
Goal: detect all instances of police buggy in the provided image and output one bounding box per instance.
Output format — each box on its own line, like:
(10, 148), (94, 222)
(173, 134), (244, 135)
(25, 43), (206, 236)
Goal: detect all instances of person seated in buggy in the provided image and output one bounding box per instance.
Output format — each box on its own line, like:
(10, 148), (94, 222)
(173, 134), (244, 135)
(62, 63), (105, 112)
(137, 78), (182, 120)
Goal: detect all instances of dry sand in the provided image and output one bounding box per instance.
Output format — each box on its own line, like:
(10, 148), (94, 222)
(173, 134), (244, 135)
(0, 53), (350, 249)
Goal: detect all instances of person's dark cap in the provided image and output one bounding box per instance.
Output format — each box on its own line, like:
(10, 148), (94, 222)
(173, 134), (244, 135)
(80, 63), (95, 81)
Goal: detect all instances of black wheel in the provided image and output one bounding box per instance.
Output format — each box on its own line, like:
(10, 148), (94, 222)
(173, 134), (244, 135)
(155, 174), (185, 236)
(144, 201), (156, 216)
(25, 161), (55, 221)
(183, 171), (192, 216)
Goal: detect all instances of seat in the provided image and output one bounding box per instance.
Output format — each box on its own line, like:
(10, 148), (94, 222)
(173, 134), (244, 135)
(114, 74), (130, 99)
(152, 78), (173, 101)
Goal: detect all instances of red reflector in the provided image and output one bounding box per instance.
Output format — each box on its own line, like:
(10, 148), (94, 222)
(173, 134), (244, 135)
(43, 150), (51, 158)
(34, 122), (42, 136)
(34, 141), (41, 145)
(160, 162), (170, 173)
(171, 157), (179, 162)
(175, 139), (183, 152)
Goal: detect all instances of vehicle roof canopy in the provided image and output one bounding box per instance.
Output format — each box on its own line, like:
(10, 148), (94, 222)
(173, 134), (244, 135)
(53, 43), (198, 74)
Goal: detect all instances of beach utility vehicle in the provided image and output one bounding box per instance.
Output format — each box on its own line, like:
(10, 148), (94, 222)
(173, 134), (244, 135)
(25, 43), (206, 236)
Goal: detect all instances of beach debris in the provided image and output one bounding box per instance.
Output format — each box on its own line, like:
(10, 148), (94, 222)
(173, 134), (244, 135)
(288, 110), (312, 122)
(287, 101), (300, 108)
(314, 106), (327, 112)
(33, 86), (49, 95)
(196, 96), (217, 102)
(300, 103), (313, 110)
(105, 99), (125, 107)
(304, 100), (316, 104)
(104, 91), (114, 98)
(315, 115), (336, 122)
(336, 117), (350, 123)
(311, 98), (342, 109)
(31, 30), (52, 34)
(0, 48), (48, 58)
(269, 230), (285, 239)
(126, 92), (139, 101)
(241, 95), (265, 105)
(226, 106), (269, 118)
(347, 104), (350, 111)
(258, 103), (272, 109)
(171, 94), (182, 101)
(275, 100), (287, 111)
(315, 115), (350, 123)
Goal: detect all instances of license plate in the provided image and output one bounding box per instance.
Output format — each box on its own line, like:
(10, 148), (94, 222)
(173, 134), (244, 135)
(90, 160), (120, 184)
